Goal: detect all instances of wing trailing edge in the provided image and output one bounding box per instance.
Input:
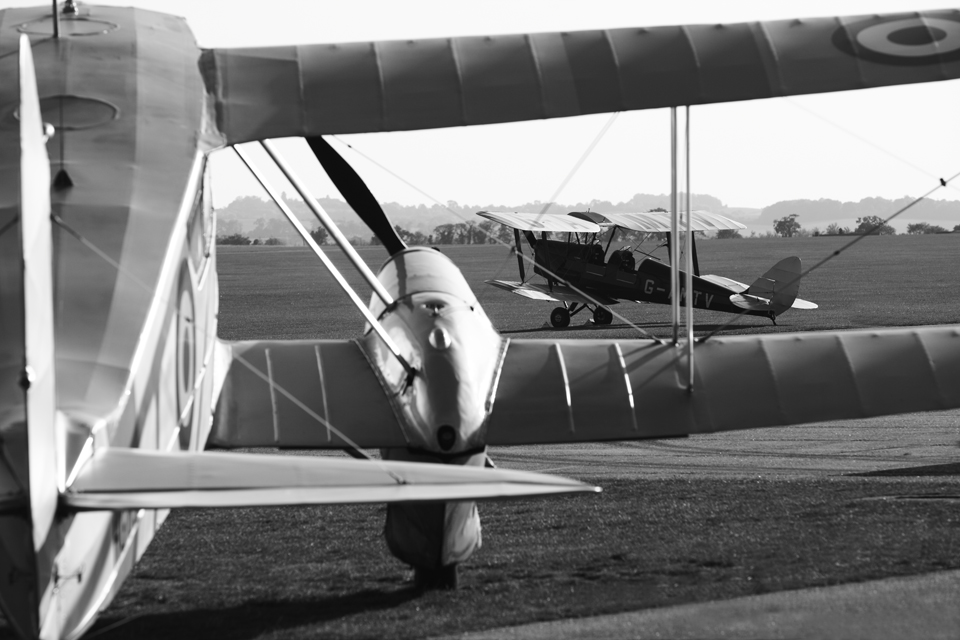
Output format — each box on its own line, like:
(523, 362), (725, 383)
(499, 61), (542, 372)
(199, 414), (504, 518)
(484, 325), (960, 445)
(63, 448), (597, 511)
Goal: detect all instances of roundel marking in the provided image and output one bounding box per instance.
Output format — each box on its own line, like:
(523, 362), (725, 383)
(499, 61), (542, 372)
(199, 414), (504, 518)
(176, 265), (196, 447)
(835, 16), (960, 65)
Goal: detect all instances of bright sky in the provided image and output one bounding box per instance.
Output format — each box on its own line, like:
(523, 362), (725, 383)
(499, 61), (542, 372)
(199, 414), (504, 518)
(7, 0), (960, 211)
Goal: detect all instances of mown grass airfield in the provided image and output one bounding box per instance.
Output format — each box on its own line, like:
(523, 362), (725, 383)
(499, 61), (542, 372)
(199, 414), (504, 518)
(67, 235), (959, 640)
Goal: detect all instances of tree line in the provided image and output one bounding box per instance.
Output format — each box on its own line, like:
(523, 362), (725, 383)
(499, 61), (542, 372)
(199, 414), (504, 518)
(765, 213), (960, 238)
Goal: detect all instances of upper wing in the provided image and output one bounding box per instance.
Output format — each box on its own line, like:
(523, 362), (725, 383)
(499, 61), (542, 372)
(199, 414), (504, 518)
(483, 325), (960, 445)
(206, 11), (960, 141)
(593, 211), (747, 233)
(477, 211), (601, 233)
(64, 448), (596, 510)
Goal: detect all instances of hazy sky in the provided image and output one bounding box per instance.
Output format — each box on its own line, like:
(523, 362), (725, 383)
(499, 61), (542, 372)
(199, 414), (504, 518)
(8, 1), (960, 210)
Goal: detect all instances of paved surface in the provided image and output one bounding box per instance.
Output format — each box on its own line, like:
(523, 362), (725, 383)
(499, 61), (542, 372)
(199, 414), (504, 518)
(442, 570), (960, 639)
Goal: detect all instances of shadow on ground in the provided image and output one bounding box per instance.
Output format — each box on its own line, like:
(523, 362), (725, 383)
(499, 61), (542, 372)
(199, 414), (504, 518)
(86, 587), (422, 640)
(851, 462), (960, 477)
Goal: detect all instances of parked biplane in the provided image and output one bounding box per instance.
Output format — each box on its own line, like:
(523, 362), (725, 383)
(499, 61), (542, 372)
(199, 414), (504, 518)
(480, 209), (817, 327)
(2, 3), (960, 640)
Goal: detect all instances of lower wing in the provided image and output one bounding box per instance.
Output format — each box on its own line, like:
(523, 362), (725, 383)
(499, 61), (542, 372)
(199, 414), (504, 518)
(486, 279), (619, 306)
(64, 448), (597, 510)
(484, 326), (960, 444)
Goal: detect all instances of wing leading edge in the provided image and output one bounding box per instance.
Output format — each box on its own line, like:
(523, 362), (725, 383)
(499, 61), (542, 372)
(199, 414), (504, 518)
(64, 448), (597, 510)
(208, 10), (960, 141)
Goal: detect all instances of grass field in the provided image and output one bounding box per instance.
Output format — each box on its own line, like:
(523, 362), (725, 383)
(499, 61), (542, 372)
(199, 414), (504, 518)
(46, 236), (960, 638)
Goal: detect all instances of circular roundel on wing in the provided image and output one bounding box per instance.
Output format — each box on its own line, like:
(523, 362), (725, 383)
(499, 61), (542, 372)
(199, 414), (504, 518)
(834, 16), (960, 65)
(176, 265), (196, 447)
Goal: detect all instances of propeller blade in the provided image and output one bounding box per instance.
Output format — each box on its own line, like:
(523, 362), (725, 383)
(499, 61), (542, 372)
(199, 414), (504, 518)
(306, 136), (406, 255)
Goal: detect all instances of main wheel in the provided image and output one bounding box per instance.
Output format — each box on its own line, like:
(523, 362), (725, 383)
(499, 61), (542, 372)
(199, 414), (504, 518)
(550, 307), (570, 328)
(593, 307), (613, 325)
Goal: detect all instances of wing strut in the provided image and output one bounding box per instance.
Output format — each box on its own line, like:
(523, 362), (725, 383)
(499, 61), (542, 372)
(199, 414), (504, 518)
(232, 145), (416, 381)
(670, 106), (695, 389)
(513, 229), (525, 281)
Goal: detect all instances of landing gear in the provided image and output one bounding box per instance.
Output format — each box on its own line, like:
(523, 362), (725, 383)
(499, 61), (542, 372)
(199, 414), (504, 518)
(414, 564), (459, 590)
(550, 307), (570, 328)
(593, 306), (613, 325)
(550, 303), (613, 328)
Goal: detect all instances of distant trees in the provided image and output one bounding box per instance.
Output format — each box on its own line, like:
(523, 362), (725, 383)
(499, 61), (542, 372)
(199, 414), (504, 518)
(773, 214), (802, 237)
(823, 223), (850, 236)
(309, 226), (329, 245)
(216, 233), (251, 245)
(907, 222), (948, 235)
(854, 216), (895, 235)
(716, 229), (742, 239)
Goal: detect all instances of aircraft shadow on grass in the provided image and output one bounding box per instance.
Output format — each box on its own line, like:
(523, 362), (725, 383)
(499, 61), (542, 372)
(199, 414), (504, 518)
(83, 587), (423, 640)
(851, 462), (960, 477)
(499, 321), (772, 335)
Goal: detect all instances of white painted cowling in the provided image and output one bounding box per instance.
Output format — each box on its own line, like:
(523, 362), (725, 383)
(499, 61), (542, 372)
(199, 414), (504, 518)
(363, 247), (504, 571)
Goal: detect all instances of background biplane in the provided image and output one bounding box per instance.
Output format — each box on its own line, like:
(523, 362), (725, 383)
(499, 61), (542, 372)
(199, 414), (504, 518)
(2, 3), (960, 640)
(480, 209), (817, 327)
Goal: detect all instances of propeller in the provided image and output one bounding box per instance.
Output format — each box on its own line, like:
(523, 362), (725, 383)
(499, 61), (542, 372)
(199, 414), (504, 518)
(306, 136), (407, 255)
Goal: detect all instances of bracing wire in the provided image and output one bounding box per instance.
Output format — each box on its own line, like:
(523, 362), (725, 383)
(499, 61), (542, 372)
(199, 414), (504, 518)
(699, 169), (960, 342)
(50, 214), (407, 483)
(329, 130), (663, 341)
(537, 112), (620, 218)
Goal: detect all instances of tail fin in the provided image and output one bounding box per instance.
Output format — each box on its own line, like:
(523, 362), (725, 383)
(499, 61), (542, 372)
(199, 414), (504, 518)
(19, 34), (60, 551)
(746, 257), (801, 316)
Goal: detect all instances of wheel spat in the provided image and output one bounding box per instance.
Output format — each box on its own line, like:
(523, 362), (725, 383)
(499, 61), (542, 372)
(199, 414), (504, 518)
(306, 136), (407, 255)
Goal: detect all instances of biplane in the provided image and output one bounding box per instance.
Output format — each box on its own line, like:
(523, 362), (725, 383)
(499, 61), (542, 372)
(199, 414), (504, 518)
(480, 209), (817, 327)
(2, 3), (960, 639)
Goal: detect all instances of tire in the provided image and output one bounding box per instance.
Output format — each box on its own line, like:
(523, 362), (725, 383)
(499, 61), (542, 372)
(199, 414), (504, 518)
(550, 307), (570, 328)
(593, 307), (613, 325)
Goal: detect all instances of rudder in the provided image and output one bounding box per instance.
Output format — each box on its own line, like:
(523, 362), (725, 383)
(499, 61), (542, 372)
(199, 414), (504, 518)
(746, 256), (802, 316)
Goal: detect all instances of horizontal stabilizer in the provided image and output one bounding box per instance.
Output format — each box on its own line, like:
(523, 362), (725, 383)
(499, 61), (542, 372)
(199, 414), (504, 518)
(64, 448), (597, 511)
(485, 325), (960, 445)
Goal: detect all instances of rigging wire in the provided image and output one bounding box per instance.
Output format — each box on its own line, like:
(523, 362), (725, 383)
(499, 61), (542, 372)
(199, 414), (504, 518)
(329, 132), (662, 340)
(50, 215), (407, 483)
(784, 96), (953, 191)
(537, 112), (620, 218)
(699, 169), (960, 343)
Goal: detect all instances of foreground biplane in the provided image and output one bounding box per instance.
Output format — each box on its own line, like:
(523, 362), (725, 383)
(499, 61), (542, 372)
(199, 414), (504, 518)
(480, 209), (817, 327)
(2, 3), (960, 639)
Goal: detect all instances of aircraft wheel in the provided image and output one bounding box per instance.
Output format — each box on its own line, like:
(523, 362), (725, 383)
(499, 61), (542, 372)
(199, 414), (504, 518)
(550, 307), (570, 328)
(593, 307), (613, 325)
(414, 564), (459, 590)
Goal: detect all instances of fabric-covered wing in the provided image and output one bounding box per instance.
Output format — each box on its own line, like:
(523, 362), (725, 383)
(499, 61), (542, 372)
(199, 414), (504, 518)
(209, 339), (406, 448)
(64, 448), (597, 510)
(484, 326), (960, 445)
(206, 10), (960, 141)
(486, 280), (619, 306)
(597, 211), (747, 233)
(478, 211), (601, 233)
